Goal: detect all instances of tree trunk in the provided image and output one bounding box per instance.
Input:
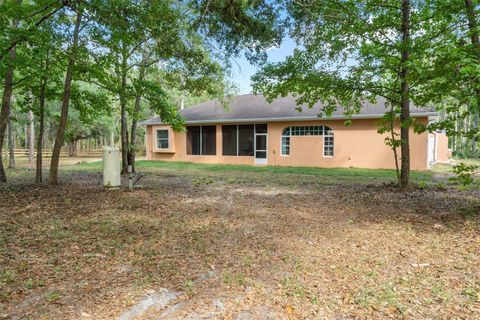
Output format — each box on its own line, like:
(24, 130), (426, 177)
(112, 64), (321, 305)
(7, 115), (15, 168)
(74, 140), (78, 157)
(49, 11), (82, 185)
(0, 43), (17, 183)
(0, 0), (21, 182)
(120, 43), (129, 174)
(473, 113), (479, 154)
(387, 102), (400, 183)
(24, 125), (27, 148)
(464, 0), (480, 155)
(27, 110), (34, 162)
(399, 0), (411, 188)
(36, 75), (47, 183)
(129, 53), (147, 173)
(67, 141), (75, 157)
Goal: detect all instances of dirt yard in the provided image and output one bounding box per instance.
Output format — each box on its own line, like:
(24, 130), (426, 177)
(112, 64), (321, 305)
(1, 166), (479, 319)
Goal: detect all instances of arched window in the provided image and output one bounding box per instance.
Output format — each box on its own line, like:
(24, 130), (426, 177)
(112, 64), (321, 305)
(281, 126), (334, 157)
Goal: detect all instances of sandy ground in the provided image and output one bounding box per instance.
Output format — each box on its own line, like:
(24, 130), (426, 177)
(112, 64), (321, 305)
(0, 169), (479, 319)
(9, 157), (102, 168)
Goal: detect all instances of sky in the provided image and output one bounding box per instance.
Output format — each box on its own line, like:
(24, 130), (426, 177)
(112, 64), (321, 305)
(229, 36), (297, 94)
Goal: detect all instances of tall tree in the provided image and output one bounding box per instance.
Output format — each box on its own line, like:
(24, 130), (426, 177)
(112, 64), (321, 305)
(7, 115), (15, 168)
(399, 0), (411, 187)
(36, 66), (48, 182)
(253, 0), (438, 187)
(0, 0), (21, 183)
(128, 50), (148, 173)
(24, 7), (86, 183)
(412, 1), (479, 157)
(463, 0), (479, 153)
(49, 9), (82, 184)
(96, 0), (229, 174)
(27, 109), (34, 162)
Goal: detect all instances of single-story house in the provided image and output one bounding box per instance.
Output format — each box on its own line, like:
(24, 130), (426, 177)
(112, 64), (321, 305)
(140, 94), (449, 170)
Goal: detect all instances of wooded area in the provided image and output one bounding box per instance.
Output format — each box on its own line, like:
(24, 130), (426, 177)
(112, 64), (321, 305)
(0, 0), (479, 188)
(0, 0), (284, 184)
(0, 1), (479, 319)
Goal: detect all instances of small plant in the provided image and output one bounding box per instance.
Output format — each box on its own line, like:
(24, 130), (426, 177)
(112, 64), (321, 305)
(450, 163), (478, 186)
(26, 278), (34, 289)
(227, 177), (240, 184)
(280, 276), (307, 298)
(0, 270), (15, 284)
(241, 254), (253, 268)
(184, 279), (195, 296)
(46, 290), (61, 303)
(462, 285), (480, 302)
(435, 182), (447, 191)
(191, 177), (214, 186)
(417, 181), (428, 189)
(223, 272), (245, 287)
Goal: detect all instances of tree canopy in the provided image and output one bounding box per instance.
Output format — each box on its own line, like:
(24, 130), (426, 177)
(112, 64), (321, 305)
(253, 0), (480, 187)
(0, 0), (285, 183)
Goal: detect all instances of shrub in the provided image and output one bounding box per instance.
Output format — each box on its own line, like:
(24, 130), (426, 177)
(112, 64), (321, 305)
(449, 163), (478, 186)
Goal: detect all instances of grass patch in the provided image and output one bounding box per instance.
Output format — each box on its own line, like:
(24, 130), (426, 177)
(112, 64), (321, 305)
(223, 271), (245, 287)
(46, 290), (62, 303)
(75, 160), (434, 184)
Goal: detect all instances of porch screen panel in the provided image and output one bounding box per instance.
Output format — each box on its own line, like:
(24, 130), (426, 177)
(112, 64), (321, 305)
(222, 125), (237, 156)
(238, 125), (254, 156)
(187, 126), (201, 155)
(201, 126), (216, 155)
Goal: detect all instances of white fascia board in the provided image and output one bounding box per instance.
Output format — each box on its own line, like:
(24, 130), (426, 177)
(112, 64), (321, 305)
(140, 112), (438, 126)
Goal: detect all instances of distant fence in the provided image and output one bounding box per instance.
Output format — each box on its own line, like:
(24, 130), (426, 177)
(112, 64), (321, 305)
(9, 148), (103, 158)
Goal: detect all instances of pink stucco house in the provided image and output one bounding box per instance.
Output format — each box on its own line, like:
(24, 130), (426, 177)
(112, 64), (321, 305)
(141, 94), (449, 170)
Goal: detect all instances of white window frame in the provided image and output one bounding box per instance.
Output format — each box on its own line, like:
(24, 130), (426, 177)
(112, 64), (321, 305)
(323, 134), (334, 158)
(156, 129), (169, 150)
(254, 124), (268, 164)
(281, 126), (334, 157)
(280, 127), (291, 156)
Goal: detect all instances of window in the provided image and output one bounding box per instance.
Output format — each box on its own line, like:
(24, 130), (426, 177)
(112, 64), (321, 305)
(156, 129), (169, 149)
(281, 125), (334, 157)
(186, 126), (216, 155)
(281, 136), (290, 155)
(222, 124), (265, 156)
(324, 135), (334, 157)
(187, 126), (200, 155)
(202, 126), (216, 155)
(238, 125), (254, 156)
(281, 127), (291, 156)
(222, 125), (237, 156)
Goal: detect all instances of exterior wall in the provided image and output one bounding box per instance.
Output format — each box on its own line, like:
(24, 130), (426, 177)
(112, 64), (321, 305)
(435, 132), (450, 163)
(268, 119), (428, 170)
(146, 124), (255, 165)
(145, 117), (431, 170)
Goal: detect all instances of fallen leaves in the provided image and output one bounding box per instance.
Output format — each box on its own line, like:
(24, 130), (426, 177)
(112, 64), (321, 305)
(0, 169), (479, 319)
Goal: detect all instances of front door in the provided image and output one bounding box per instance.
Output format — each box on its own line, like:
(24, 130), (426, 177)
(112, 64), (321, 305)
(254, 124), (268, 165)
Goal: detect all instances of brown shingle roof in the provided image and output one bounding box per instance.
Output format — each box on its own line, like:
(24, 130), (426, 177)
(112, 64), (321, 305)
(140, 94), (437, 125)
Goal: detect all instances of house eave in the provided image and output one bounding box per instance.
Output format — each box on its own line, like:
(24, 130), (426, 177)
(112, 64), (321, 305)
(140, 112), (438, 126)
